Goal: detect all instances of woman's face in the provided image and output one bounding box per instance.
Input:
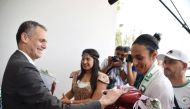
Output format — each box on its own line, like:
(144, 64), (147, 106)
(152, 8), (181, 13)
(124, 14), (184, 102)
(81, 53), (94, 71)
(131, 44), (157, 75)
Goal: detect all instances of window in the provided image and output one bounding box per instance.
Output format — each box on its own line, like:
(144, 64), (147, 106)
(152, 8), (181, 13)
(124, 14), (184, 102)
(114, 0), (190, 54)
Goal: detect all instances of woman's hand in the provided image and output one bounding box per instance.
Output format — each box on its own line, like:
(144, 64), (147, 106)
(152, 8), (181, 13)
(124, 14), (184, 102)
(61, 99), (72, 104)
(60, 93), (68, 101)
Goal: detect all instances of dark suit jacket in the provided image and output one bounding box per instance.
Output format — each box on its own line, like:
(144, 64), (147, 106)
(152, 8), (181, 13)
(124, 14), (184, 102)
(1, 50), (101, 109)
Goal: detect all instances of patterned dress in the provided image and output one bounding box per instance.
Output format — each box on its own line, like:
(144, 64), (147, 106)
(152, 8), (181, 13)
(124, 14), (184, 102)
(70, 71), (109, 100)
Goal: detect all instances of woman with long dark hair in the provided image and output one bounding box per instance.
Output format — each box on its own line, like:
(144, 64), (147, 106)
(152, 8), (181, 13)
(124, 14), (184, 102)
(61, 48), (109, 104)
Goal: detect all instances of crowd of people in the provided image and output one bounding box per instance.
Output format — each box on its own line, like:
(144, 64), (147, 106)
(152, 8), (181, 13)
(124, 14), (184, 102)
(1, 20), (190, 109)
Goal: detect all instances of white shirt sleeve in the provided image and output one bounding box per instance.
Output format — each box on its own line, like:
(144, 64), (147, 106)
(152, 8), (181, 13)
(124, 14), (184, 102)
(100, 58), (108, 70)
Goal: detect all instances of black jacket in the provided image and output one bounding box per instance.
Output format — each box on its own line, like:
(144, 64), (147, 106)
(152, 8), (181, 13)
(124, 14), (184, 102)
(1, 50), (101, 109)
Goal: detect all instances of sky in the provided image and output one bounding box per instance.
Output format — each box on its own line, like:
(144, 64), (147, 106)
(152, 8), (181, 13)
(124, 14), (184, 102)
(115, 0), (190, 56)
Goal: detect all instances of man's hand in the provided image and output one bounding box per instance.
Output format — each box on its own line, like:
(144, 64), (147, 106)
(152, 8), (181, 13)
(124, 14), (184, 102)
(108, 56), (123, 67)
(112, 61), (123, 67)
(99, 88), (125, 108)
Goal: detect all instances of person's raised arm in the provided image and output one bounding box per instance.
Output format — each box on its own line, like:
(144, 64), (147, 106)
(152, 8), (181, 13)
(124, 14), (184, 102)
(127, 63), (137, 86)
(101, 57), (112, 74)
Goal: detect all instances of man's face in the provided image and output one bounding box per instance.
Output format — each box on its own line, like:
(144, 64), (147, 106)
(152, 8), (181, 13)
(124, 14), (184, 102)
(131, 44), (156, 75)
(115, 50), (125, 61)
(81, 53), (94, 71)
(26, 26), (47, 60)
(163, 57), (186, 79)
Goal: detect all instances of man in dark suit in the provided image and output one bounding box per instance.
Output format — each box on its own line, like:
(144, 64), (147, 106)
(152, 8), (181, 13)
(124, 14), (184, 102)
(1, 21), (124, 109)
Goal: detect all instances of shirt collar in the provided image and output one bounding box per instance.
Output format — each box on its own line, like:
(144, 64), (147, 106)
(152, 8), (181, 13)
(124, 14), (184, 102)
(18, 49), (35, 65)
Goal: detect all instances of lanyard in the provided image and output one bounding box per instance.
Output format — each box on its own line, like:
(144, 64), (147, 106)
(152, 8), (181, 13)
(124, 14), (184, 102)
(139, 61), (157, 93)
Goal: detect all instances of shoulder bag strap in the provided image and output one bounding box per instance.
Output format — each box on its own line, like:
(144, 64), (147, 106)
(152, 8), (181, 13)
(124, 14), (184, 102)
(174, 95), (181, 109)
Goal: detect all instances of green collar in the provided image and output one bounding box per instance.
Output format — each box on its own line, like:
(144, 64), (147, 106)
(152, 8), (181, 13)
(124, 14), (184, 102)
(173, 79), (190, 88)
(139, 61), (158, 93)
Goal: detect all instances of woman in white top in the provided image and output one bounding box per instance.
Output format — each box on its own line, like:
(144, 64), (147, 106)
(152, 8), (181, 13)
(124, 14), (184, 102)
(131, 33), (174, 109)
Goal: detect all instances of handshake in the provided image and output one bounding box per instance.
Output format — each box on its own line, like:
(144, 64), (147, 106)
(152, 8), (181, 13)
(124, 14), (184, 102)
(104, 85), (142, 109)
